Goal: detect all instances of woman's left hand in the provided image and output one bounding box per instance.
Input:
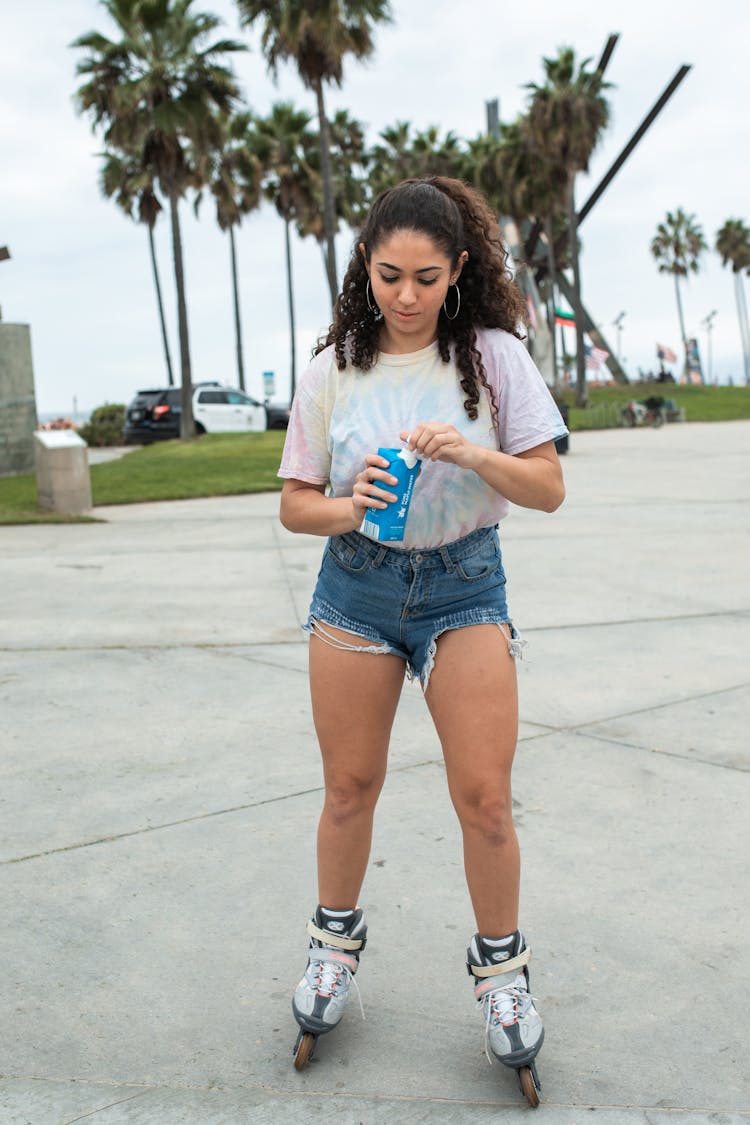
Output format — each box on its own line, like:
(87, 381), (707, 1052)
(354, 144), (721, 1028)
(400, 423), (482, 472)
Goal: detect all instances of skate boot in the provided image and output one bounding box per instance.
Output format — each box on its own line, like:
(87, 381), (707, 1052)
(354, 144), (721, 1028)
(467, 930), (544, 1106)
(291, 905), (367, 1069)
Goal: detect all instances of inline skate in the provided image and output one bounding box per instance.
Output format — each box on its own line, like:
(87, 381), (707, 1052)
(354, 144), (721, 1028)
(467, 931), (544, 1107)
(291, 905), (367, 1070)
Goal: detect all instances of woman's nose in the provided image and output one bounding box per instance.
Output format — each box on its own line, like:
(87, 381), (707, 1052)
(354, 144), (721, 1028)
(398, 282), (417, 305)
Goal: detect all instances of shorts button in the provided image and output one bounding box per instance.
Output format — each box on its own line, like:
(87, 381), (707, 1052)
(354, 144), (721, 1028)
(414, 553), (424, 562)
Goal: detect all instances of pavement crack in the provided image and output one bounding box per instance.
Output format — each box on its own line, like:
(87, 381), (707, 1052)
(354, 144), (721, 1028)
(573, 679), (750, 730)
(521, 607), (750, 632)
(0, 639), (304, 654)
(271, 520), (306, 629)
(574, 729), (748, 773)
(63, 1089), (152, 1123)
(1, 759), (439, 867)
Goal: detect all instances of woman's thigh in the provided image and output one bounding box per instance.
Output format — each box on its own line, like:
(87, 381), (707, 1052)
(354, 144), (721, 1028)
(310, 625), (406, 790)
(424, 623), (518, 805)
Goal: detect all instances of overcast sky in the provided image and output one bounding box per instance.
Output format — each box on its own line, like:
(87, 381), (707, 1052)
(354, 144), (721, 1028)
(3, 0), (749, 414)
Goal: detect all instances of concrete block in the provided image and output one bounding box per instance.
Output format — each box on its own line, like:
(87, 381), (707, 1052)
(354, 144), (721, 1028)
(0, 321), (38, 475)
(34, 429), (92, 514)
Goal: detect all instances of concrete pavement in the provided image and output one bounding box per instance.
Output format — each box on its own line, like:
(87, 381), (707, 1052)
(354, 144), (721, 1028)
(1, 420), (749, 1124)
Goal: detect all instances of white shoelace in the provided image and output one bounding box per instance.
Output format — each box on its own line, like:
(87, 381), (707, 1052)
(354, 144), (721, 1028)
(310, 955), (366, 1020)
(480, 976), (535, 1065)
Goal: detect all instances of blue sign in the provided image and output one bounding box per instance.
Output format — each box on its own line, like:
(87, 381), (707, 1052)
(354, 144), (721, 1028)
(262, 370), (275, 399)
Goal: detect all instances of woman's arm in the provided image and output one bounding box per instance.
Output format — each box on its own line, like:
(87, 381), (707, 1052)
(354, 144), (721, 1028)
(280, 454), (401, 536)
(400, 424), (565, 513)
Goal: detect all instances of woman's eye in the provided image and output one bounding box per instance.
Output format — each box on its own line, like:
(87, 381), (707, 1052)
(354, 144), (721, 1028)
(419, 278), (438, 286)
(379, 275), (398, 284)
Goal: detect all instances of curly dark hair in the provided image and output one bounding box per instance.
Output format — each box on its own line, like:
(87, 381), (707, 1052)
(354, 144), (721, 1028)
(315, 176), (528, 422)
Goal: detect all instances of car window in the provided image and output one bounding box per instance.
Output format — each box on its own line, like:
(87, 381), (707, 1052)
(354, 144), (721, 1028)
(132, 391), (166, 407)
(197, 390), (228, 404)
(166, 389), (182, 407)
(227, 390), (260, 406)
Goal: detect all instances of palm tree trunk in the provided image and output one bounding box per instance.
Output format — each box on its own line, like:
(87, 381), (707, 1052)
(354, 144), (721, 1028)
(542, 216), (559, 388)
(735, 270), (750, 384)
(284, 219), (297, 401)
(313, 77), (338, 309)
(566, 171), (586, 406)
(673, 273), (688, 382)
(169, 193), (194, 439)
(147, 222), (175, 387)
(229, 224), (245, 391)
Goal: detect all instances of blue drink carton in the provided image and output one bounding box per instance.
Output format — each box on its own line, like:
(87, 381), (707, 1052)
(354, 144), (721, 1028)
(360, 447), (421, 542)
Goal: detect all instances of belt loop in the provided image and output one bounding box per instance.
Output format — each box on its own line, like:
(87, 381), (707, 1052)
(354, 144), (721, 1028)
(373, 547), (388, 568)
(439, 545), (454, 573)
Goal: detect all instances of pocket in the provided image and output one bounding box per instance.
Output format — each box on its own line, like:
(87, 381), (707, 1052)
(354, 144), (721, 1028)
(327, 535), (375, 575)
(454, 540), (504, 583)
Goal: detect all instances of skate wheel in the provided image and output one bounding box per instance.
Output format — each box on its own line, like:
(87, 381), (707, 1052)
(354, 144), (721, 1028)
(293, 1031), (316, 1071)
(518, 1064), (541, 1107)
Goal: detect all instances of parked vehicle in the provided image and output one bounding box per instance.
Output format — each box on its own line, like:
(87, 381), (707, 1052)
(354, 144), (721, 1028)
(123, 383), (289, 443)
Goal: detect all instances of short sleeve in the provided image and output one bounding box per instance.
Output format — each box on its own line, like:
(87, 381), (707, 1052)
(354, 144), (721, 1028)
(477, 329), (568, 455)
(278, 347), (336, 484)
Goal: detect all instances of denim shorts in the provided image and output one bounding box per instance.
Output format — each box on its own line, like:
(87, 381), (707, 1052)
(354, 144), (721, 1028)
(304, 525), (524, 690)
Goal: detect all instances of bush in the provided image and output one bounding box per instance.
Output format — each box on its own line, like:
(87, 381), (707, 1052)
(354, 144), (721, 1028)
(78, 403), (126, 447)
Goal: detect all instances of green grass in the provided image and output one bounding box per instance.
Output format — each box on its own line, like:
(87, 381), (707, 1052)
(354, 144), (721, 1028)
(0, 432), (286, 524)
(559, 383), (750, 430)
(2, 390), (748, 524)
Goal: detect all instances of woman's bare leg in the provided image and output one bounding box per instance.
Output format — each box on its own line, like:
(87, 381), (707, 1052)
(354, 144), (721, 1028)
(309, 625), (405, 908)
(425, 624), (520, 936)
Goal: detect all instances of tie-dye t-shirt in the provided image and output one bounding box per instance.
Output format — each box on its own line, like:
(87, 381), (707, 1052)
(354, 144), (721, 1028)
(278, 327), (567, 549)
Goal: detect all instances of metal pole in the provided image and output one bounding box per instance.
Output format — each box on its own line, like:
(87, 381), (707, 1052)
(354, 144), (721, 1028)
(613, 311), (626, 361)
(702, 309), (717, 382)
(577, 66), (692, 227)
(485, 98), (500, 139)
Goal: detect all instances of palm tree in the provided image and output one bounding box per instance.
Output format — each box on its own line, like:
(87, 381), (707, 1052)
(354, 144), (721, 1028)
(716, 218), (750, 384)
(468, 121), (567, 385)
(524, 47), (611, 405)
(297, 108), (370, 274)
(368, 122), (466, 199)
(253, 102), (319, 399)
(201, 110), (263, 391)
(100, 149), (175, 386)
(651, 209), (707, 380)
(72, 0), (246, 438)
(236, 0), (393, 308)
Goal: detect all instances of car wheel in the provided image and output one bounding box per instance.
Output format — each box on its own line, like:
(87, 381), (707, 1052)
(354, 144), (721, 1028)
(195, 422), (206, 435)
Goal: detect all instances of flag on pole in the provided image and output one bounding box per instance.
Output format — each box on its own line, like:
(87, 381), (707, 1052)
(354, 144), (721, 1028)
(555, 308), (575, 328)
(584, 343), (609, 371)
(657, 344), (677, 363)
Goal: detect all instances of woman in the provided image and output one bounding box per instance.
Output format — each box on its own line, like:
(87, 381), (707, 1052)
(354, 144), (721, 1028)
(278, 177), (566, 1094)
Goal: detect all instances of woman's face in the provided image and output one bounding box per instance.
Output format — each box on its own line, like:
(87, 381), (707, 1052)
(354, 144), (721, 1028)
(362, 230), (467, 354)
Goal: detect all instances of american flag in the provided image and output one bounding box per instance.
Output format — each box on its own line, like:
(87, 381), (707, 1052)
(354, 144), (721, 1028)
(584, 343), (609, 371)
(657, 344), (677, 363)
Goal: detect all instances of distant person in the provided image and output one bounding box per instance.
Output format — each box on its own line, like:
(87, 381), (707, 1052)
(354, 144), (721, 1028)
(277, 177), (567, 1102)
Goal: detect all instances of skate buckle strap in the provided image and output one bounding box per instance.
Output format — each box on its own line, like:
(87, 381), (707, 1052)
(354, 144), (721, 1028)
(467, 947), (531, 979)
(306, 919), (364, 952)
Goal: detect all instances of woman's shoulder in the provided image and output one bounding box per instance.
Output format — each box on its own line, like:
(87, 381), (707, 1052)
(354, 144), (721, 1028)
(473, 326), (528, 357)
(297, 343), (339, 393)
(473, 327), (535, 382)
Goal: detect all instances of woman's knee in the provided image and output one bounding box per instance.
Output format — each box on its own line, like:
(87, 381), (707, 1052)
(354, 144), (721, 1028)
(453, 789), (516, 846)
(323, 773), (384, 826)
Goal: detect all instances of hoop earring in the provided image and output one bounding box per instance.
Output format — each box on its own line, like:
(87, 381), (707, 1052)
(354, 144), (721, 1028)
(443, 283), (460, 320)
(366, 277), (380, 315)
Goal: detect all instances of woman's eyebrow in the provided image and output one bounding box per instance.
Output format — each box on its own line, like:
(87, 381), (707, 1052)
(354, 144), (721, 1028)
(375, 261), (444, 273)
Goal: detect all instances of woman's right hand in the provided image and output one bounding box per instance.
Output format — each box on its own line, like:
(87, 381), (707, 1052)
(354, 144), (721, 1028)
(351, 453), (399, 521)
